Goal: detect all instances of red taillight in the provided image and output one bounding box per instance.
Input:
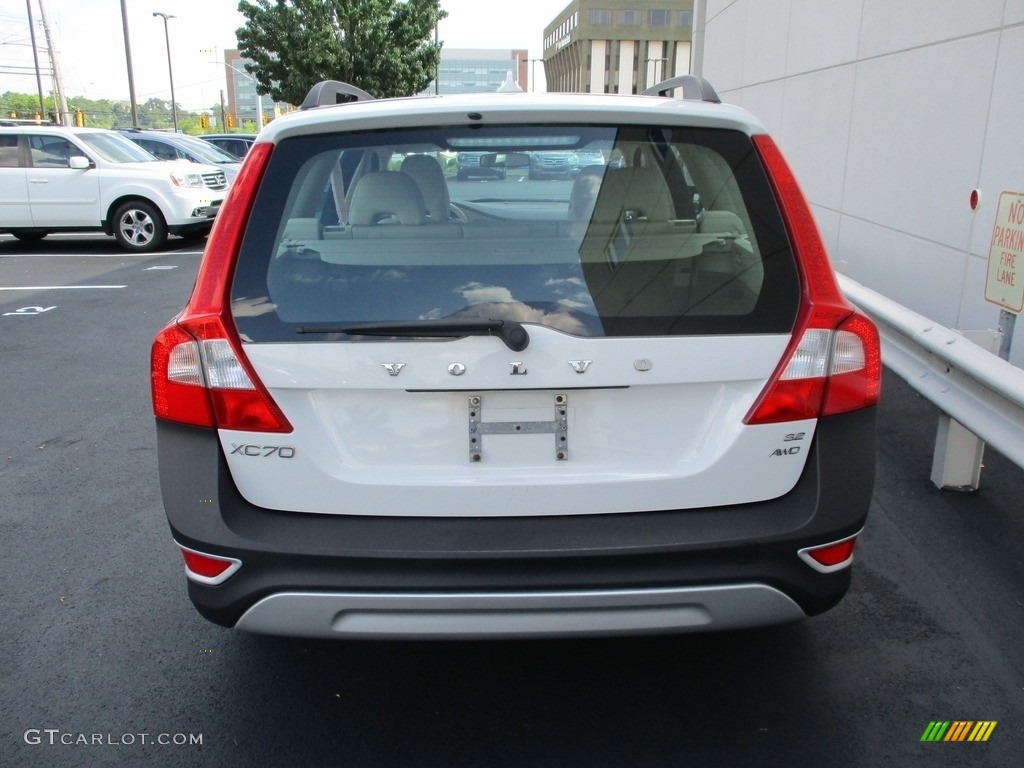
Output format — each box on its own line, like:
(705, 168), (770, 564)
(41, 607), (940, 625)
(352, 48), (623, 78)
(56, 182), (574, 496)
(150, 142), (291, 433)
(821, 314), (881, 416)
(151, 323), (216, 428)
(745, 135), (881, 425)
(798, 533), (859, 573)
(151, 315), (292, 432)
(178, 544), (241, 585)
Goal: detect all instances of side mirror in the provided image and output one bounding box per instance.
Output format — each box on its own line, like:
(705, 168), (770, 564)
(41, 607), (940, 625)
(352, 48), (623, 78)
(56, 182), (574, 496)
(69, 156), (90, 170)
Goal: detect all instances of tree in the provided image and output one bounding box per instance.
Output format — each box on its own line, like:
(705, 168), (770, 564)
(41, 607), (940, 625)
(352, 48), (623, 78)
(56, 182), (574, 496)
(2, 91), (47, 118)
(236, 0), (446, 104)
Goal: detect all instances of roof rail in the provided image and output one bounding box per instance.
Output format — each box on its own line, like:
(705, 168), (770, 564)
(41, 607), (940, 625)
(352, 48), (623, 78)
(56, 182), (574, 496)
(642, 75), (721, 103)
(300, 80), (376, 110)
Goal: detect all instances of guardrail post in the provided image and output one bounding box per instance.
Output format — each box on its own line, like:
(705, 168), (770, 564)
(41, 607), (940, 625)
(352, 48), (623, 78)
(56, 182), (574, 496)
(930, 330), (1000, 491)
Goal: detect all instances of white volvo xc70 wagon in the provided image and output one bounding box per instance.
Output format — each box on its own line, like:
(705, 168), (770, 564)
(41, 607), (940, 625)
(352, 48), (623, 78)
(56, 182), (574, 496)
(151, 77), (881, 638)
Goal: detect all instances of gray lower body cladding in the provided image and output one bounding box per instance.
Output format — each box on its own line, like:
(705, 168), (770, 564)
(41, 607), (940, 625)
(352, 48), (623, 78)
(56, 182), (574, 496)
(155, 407), (876, 634)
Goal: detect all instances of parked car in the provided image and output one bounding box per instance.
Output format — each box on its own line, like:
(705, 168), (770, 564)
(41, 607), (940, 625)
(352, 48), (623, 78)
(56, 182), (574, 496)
(575, 148), (606, 168)
(151, 76), (880, 638)
(0, 125), (226, 251)
(529, 149), (580, 179)
(118, 129), (242, 184)
(198, 133), (257, 160)
(455, 151), (505, 180)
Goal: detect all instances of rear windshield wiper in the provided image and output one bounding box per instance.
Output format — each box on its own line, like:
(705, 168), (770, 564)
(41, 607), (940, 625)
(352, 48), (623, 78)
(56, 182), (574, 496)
(297, 319), (530, 352)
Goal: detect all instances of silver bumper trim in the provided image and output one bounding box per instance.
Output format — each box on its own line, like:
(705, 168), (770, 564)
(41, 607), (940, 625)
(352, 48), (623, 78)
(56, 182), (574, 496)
(233, 584), (806, 639)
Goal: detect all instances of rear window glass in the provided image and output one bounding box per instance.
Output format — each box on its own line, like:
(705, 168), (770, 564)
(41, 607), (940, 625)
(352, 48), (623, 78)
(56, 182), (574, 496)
(232, 124), (799, 342)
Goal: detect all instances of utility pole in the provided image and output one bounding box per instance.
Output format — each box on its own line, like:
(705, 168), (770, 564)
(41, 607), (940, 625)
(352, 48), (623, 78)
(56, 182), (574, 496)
(153, 13), (178, 133)
(120, 0), (140, 127)
(37, 0), (69, 125)
(24, 0), (46, 117)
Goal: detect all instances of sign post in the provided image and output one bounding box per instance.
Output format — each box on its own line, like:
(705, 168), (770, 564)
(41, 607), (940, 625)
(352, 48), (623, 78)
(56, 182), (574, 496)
(984, 191), (1024, 360)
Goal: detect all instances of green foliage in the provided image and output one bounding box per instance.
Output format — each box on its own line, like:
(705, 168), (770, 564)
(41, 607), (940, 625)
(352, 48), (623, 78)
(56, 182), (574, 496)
(236, 0), (446, 104)
(1, 91), (217, 132)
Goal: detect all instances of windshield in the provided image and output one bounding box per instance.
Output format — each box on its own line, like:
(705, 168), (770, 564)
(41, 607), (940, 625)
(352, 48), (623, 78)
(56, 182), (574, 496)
(79, 132), (158, 163)
(173, 134), (238, 164)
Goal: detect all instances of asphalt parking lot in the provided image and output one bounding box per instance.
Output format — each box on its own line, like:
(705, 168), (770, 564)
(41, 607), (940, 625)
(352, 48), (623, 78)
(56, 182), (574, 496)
(1, 234), (1022, 767)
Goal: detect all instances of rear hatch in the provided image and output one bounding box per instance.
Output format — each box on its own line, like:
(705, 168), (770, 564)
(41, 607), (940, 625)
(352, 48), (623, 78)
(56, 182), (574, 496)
(155, 115), (878, 518)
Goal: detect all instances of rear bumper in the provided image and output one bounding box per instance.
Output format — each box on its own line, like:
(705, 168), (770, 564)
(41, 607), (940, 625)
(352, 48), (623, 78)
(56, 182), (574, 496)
(232, 585), (805, 639)
(156, 407), (875, 636)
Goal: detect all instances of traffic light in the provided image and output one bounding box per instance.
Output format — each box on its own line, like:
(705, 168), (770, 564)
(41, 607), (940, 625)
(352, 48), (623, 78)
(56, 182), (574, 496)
(262, 115), (269, 126)
(226, 114), (234, 129)
(74, 109), (84, 127)
(200, 114), (209, 130)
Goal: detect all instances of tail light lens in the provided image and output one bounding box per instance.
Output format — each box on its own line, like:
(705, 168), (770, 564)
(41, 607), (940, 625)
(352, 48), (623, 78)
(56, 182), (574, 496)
(151, 316), (292, 432)
(745, 135), (881, 425)
(151, 142), (290, 433)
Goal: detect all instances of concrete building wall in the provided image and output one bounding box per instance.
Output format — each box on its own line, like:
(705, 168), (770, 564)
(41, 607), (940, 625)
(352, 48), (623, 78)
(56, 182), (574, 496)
(701, 0), (1024, 366)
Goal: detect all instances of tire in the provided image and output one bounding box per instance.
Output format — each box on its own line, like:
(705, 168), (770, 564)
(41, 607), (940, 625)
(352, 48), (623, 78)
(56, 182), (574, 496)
(112, 200), (167, 253)
(11, 230), (47, 242)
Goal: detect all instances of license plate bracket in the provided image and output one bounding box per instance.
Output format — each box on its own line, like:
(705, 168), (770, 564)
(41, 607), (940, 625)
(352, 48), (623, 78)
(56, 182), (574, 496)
(468, 394), (568, 462)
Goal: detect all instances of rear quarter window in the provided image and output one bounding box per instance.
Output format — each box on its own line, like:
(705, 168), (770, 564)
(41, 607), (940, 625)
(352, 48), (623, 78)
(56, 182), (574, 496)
(232, 124), (800, 342)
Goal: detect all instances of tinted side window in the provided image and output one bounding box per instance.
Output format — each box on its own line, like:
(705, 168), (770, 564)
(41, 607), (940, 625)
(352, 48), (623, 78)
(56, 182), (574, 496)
(28, 135), (84, 167)
(0, 135), (21, 167)
(137, 139), (179, 161)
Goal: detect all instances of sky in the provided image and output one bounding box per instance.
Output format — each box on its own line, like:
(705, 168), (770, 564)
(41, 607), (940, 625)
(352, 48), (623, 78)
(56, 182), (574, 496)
(0, 0), (569, 110)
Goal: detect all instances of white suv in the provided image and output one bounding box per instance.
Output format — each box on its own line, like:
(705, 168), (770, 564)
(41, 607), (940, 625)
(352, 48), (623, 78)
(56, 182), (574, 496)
(151, 77), (881, 638)
(0, 126), (227, 252)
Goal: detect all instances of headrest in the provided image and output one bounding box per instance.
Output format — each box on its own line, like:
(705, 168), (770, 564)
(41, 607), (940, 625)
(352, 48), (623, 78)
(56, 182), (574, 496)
(568, 165), (607, 221)
(400, 155), (451, 221)
(348, 172), (427, 226)
(589, 166), (675, 223)
(699, 210), (745, 234)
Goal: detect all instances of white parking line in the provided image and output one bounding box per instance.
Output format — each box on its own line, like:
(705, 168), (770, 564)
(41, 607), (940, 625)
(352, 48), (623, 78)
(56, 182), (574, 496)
(0, 285), (127, 290)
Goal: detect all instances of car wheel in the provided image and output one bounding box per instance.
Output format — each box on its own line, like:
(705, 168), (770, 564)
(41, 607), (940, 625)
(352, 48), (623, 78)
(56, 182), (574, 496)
(11, 230), (47, 242)
(112, 201), (167, 253)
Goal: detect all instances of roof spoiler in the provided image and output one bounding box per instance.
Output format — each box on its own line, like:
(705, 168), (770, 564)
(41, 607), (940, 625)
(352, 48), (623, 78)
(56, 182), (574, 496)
(642, 75), (721, 103)
(300, 81), (376, 110)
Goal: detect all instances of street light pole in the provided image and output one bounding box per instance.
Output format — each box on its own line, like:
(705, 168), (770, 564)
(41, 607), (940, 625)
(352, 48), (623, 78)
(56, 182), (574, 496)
(528, 58), (544, 93)
(153, 12), (178, 132)
(643, 57), (668, 88)
(214, 60), (264, 128)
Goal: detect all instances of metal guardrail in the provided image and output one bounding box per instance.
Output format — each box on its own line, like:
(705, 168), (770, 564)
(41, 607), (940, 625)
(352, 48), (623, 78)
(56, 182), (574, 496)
(838, 274), (1024, 473)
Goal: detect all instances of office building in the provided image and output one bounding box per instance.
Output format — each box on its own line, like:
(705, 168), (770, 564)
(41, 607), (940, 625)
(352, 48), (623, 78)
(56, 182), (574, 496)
(224, 49), (285, 126)
(543, 1), (694, 94)
(424, 48), (529, 95)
